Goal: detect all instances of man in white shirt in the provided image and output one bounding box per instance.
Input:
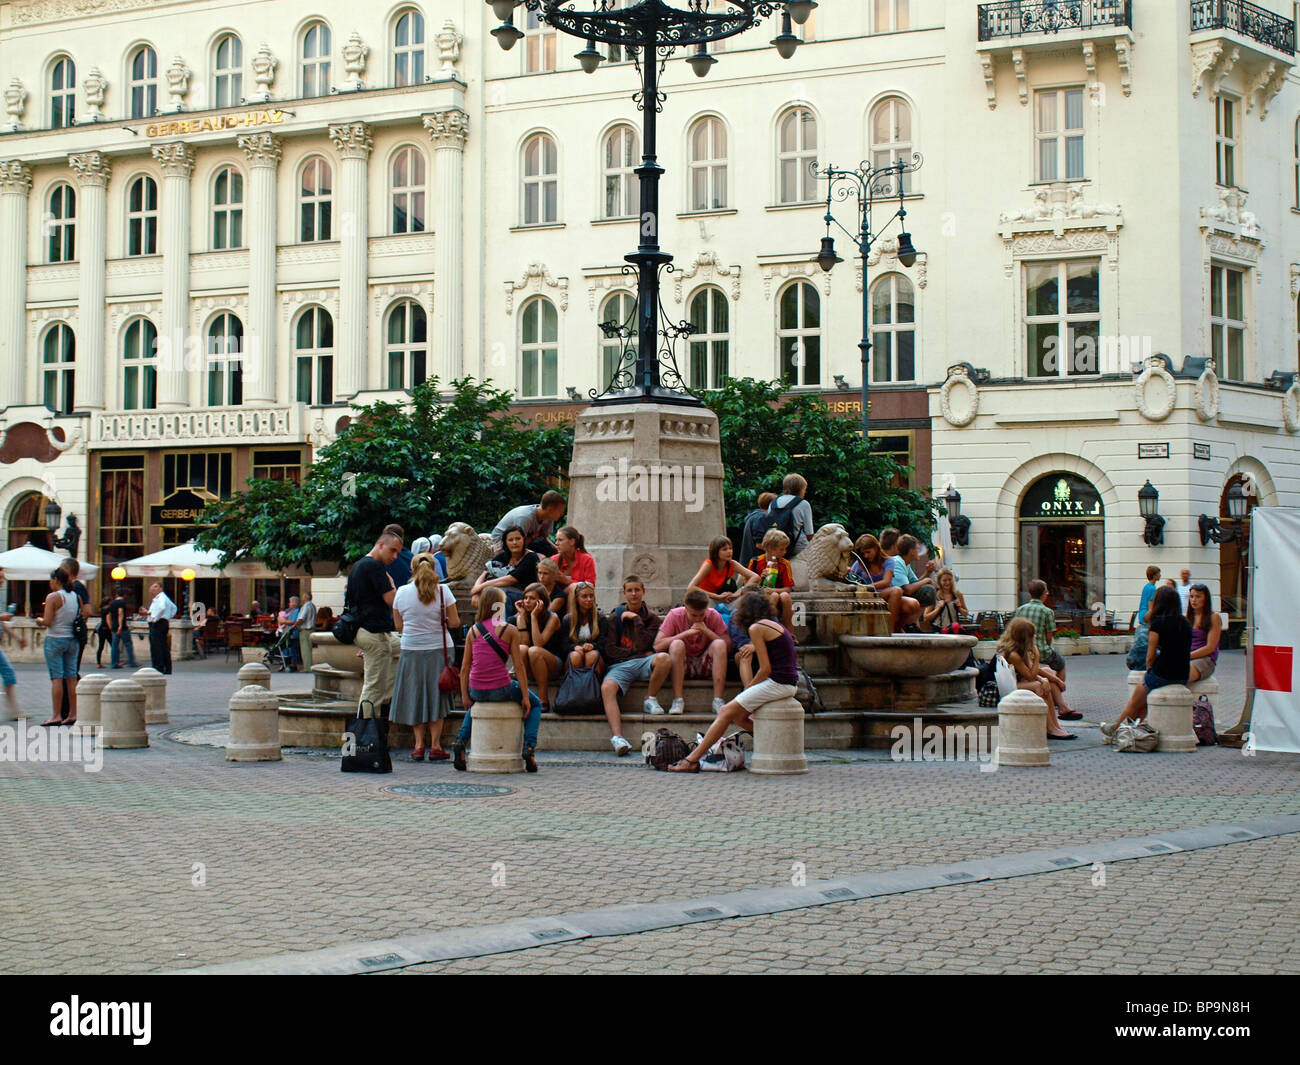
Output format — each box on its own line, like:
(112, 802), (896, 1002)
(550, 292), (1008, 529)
(294, 592), (318, 672)
(142, 582), (177, 675)
(1176, 568), (1193, 614)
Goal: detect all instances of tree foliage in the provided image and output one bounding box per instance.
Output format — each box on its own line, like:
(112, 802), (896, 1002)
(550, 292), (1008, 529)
(196, 378), (574, 570)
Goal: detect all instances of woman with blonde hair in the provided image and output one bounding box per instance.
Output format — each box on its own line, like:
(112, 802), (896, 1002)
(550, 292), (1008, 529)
(996, 617), (1074, 739)
(391, 552), (461, 761)
(924, 568), (967, 634)
(563, 581), (602, 671)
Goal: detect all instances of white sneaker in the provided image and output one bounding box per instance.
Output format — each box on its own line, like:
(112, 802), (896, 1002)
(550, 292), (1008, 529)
(644, 696), (665, 715)
(611, 735), (632, 756)
(712, 697), (726, 713)
(669, 698), (685, 715)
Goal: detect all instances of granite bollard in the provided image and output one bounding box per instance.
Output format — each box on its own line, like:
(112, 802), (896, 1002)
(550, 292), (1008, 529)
(749, 696), (808, 775)
(1146, 684), (1197, 753)
(73, 673), (110, 734)
(101, 678), (148, 749)
(227, 684), (282, 761)
(466, 701), (524, 774)
(996, 688), (1049, 767)
(237, 662), (273, 691)
(133, 667), (168, 724)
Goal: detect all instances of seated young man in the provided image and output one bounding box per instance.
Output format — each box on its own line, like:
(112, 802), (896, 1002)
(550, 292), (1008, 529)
(655, 589), (732, 715)
(595, 575), (672, 756)
(749, 528), (796, 630)
(887, 534), (934, 630)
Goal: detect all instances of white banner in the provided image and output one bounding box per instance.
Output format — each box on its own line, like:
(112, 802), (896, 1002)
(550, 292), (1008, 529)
(1248, 507), (1300, 755)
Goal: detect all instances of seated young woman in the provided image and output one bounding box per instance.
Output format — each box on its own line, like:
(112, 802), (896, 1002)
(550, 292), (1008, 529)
(470, 525), (539, 612)
(850, 533), (914, 632)
(669, 591), (799, 773)
(687, 536), (759, 620)
(1102, 586), (1192, 741)
(562, 581), (603, 672)
(515, 581), (566, 712)
(924, 567), (968, 634)
(996, 617), (1075, 739)
(550, 526), (597, 613)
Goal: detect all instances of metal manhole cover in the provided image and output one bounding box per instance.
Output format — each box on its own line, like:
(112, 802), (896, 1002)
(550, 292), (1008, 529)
(386, 782), (516, 798)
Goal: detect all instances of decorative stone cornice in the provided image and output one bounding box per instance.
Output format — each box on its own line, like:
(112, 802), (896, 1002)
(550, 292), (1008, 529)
(757, 257), (830, 299)
(998, 182), (1123, 275)
(1190, 40), (1238, 97)
(505, 263), (568, 314)
(67, 151), (111, 187)
(1199, 188), (1263, 260)
(672, 249), (741, 303)
(151, 141), (195, 178)
(434, 20), (465, 80)
(238, 132), (282, 168)
(423, 109), (469, 151)
(0, 160), (32, 194)
(329, 122), (373, 160)
(13, 0), (156, 26)
(856, 236), (928, 291)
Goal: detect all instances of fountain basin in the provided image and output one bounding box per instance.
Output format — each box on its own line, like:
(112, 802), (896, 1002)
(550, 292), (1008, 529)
(839, 634), (977, 677)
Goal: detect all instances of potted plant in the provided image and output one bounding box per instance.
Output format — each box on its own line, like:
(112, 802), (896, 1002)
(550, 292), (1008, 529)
(1053, 628), (1083, 655)
(973, 635), (998, 661)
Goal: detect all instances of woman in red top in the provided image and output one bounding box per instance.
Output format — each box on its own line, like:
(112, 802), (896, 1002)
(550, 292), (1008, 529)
(549, 526), (596, 613)
(687, 536), (759, 610)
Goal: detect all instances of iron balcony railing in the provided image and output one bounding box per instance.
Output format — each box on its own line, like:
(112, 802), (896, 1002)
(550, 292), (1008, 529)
(1190, 0), (1297, 56)
(978, 0), (1133, 41)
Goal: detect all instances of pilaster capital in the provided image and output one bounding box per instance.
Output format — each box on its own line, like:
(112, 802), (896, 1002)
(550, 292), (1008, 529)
(151, 141), (195, 178)
(0, 159), (32, 194)
(238, 132), (283, 168)
(67, 151), (111, 188)
(423, 108), (469, 151)
(329, 121), (373, 160)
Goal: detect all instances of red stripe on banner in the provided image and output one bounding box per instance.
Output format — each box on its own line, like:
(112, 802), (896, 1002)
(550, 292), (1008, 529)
(1255, 646), (1294, 693)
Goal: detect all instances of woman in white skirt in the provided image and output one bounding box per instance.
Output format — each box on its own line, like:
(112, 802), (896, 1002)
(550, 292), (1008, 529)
(391, 552), (461, 761)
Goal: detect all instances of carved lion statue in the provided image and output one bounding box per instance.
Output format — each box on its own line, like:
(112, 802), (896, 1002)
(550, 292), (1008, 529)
(797, 524), (855, 585)
(441, 522), (494, 582)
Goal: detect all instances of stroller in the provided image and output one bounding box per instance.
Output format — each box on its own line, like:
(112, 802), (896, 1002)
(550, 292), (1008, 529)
(263, 626), (298, 672)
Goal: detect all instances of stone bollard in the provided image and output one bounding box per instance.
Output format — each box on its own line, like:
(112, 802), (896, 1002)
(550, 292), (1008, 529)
(101, 678), (149, 749)
(73, 673), (110, 735)
(1147, 684), (1197, 753)
(1189, 675), (1220, 700)
(227, 684), (282, 761)
(237, 662), (272, 691)
(749, 696), (809, 775)
(466, 701), (524, 774)
(996, 688), (1049, 767)
(133, 667), (168, 724)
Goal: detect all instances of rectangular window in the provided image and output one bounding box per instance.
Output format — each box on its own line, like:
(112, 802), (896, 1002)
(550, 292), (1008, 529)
(1035, 88), (1085, 182)
(525, 12), (557, 73)
(1025, 259), (1102, 377)
(1215, 95), (1238, 188)
(252, 449), (303, 484)
(1210, 263), (1247, 381)
(99, 453), (146, 570)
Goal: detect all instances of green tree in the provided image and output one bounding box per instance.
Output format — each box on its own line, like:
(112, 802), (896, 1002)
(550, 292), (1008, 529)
(197, 378), (574, 569)
(701, 377), (938, 540)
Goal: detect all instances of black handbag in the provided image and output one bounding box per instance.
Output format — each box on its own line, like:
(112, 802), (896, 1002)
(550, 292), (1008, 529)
(332, 608), (360, 645)
(340, 701), (392, 773)
(553, 666), (602, 716)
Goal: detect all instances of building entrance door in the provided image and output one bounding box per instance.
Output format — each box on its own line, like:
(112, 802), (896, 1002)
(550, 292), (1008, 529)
(1017, 473), (1105, 614)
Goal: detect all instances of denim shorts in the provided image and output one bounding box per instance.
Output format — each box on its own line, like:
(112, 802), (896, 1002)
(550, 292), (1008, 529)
(44, 635), (79, 680)
(0, 648), (15, 688)
(1143, 669), (1187, 692)
(604, 655), (657, 694)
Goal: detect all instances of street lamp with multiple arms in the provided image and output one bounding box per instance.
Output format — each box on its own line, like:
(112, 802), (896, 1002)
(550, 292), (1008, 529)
(488, 1), (816, 406)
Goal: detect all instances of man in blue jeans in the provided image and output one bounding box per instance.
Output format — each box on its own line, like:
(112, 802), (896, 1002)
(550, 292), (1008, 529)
(109, 589), (136, 669)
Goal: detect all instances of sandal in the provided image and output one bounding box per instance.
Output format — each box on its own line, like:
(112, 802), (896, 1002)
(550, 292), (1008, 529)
(410, 747), (426, 762)
(667, 759), (699, 773)
(427, 746), (450, 761)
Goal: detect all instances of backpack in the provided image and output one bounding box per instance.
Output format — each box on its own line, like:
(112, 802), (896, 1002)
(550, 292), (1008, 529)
(978, 681), (1001, 708)
(1192, 696), (1217, 746)
(754, 496), (804, 548)
(644, 728), (692, 770)
(698, 732), (746, 772)
(793, 669), (825, 714)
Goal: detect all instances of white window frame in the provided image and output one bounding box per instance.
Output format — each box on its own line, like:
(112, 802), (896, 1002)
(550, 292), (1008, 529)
(604, 0), (637, 62)
(687, 285), (730, 391)
(122, 317), (158, 411)
(298, 156), (333, 243)
(1215, 94), (1239, 189)
(602, 125), (639, 220)
(386, 299), (428, 391)
(869, 97), (914, 195)
(1210, 262), (1248, 382)
(1034, 86), (1085, 183)
(1023, 258), (1102, 378)
(521, 133), (559, 226)
(294, 306), (334, 406)
(42, 322), (75, 414)
(524, 9), (557, 74)
(128, 46), (158, 119)
(206, 312), (244, 406)
(390, 146), (426, 235)
(49, 56), (76, 128)
(213, 34), (243, 110)
(519, 295), (559, 398)
(869, 273), (917, 384)
(873, 0), (910, 33)
(393, 9), (425, 87)
(777, 107), (819, 205)
(777, 280), (822, 387)
(301, 22), (331, 98)
(212, 165), (244, 250)
(125, 174), (158, 257)
(688, 116), (728, 212)
(599, 291), (636, 387)
(46, 182), (76, 263)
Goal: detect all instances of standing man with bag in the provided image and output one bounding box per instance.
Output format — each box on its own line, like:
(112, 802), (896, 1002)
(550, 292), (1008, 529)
(348, 529), (403, 719)
(142, 582), (177, 675)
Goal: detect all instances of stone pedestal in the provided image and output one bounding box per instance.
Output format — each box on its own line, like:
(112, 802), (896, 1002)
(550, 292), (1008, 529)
(1147, 684), (1196, 753)
(101, 679), (148, 749)
(227, 684), (282, 761)
(73, 673), (109, 734)
(237, 662), (272, 690)
(567, 403), (726, 612)
(466, 700), (524, 774)
(1189, 675), (1220, 700)
(749, 695), (808, 775)
(133, 667), (168, 724)
(996, 688), (1049, 767)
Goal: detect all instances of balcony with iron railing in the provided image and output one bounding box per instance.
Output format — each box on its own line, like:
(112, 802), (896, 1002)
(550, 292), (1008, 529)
(978, 0), (1133, 42)
(1190, 0), (1296, 56)
(1189, 0), (1294, 113)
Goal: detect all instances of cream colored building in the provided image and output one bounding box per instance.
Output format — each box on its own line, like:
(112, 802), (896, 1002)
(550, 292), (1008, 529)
(0, 0), (1297, 621)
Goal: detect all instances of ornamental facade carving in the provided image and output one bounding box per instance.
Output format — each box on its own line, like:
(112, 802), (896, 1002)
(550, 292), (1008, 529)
(68, 151), (111, 187)
(165, 56), (190, 109)
(151, 141), (195, 178)
(505, 263), (568, 314)
(5, 78), (27, 128)
(434, 20), (465, 80)
(672, 249), (741, 303)
(1134, 356), (1177, 422)
(758, 259), (830, 299)
(81, 67), (107, 118)
(998, 182), (1123, 276)
(329, 122), (373, 159)
(1193, 363), (1220, 422)
(939, 364), (979, 427)
(1284, 384), (1300, 434)
(423, 108), (469, 151)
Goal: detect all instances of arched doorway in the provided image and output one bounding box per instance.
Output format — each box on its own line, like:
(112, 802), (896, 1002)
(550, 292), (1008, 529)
(1017, 473), (1105, 614)
(1218, 473), (1255, 619)
(5, 491), (53, 616)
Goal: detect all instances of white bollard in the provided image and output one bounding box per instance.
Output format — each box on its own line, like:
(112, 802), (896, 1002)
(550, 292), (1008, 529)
(466, 701), (524, 774)
(996, 688), (1050, 767)
(749, 696), (809, 775)
(133, 667), (168, 724)
(73, 673), (110, 735)
(237, 662), (272, 691)
(227, 684), (282, 761)
(101, 678), (148, 749)
(1147, 684), (1197, 753)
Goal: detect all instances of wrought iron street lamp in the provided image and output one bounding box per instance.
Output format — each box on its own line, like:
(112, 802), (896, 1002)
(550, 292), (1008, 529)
(1138, 480), (1164, 547)
(1199, 480), (1248, 545)
(488, 1), (815, 406)
(811, 153), (923, 440)
(943, 486), (971, 548)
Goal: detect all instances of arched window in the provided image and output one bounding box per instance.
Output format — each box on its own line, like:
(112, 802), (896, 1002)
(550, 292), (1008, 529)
(386, 300), (427, 390)
(522, 133), (558, 226)
(128, 45), (158, 119)
(295, 307), (334, 405)
(393, 9), (426, 86)
(206, 312), (243, 406)
(43, 323), (75, 414)
(301, 22), (331, 97)
(212, 166), (244, 250)
(520, 296), (558, 398)
(688, 286), (729, 390)
(390, 146), (426, 234)
(689, 116), (727, 211)
(126, 175), (159, 256)
(602, 125), (639, 219)
(777, 107), (818, 205)
(599, 292), (636, 388)
(869, 274), (915, 383)
(777, 280), (820, 387)
(46, 183), (76, 263)
(870, 97), (913, 194)
(49, 56), (76, 128)
(873, 0), (910, 32)
(298, 157), (332, 242)
(213, 34), (243, 109)
(122, 317), (158, 410)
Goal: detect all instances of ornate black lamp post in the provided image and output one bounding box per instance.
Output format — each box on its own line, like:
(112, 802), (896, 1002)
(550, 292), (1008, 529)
(812, 154), (922, 440)
(488, 1), (816, 406)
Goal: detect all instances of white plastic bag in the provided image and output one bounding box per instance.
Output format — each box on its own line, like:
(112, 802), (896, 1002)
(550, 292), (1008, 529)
(994, 654), (1018, 701)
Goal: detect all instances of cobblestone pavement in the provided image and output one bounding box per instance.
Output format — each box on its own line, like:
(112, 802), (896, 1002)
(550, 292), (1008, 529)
(3, 649), (1296, 975)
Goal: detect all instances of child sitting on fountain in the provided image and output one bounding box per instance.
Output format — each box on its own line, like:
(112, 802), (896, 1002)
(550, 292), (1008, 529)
(749, 529), (795, 630)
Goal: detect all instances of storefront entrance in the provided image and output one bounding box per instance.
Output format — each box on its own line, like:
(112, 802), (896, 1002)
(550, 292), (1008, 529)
(1017, 473), (1105, 612)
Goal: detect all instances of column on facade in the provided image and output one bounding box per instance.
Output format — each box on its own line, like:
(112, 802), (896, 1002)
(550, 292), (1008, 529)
(329, 122), (372, 397)
(67, 152), (111, 410)
(423, 109), (469, 381)
(0, 161), (31, 409)
(238, 132), (282, 405)
(151, 142), (194, 409)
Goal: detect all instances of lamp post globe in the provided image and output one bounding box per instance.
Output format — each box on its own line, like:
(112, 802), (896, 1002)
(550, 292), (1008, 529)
(44, 500), (62, 534)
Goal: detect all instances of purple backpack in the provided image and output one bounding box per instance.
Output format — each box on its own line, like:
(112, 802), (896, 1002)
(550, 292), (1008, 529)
(1192, 696), (1217, 746)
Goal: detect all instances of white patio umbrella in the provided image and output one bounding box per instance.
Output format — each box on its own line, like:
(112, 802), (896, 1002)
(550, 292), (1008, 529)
(120, 541), (226, 579)
(0, 542), (100, 580)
